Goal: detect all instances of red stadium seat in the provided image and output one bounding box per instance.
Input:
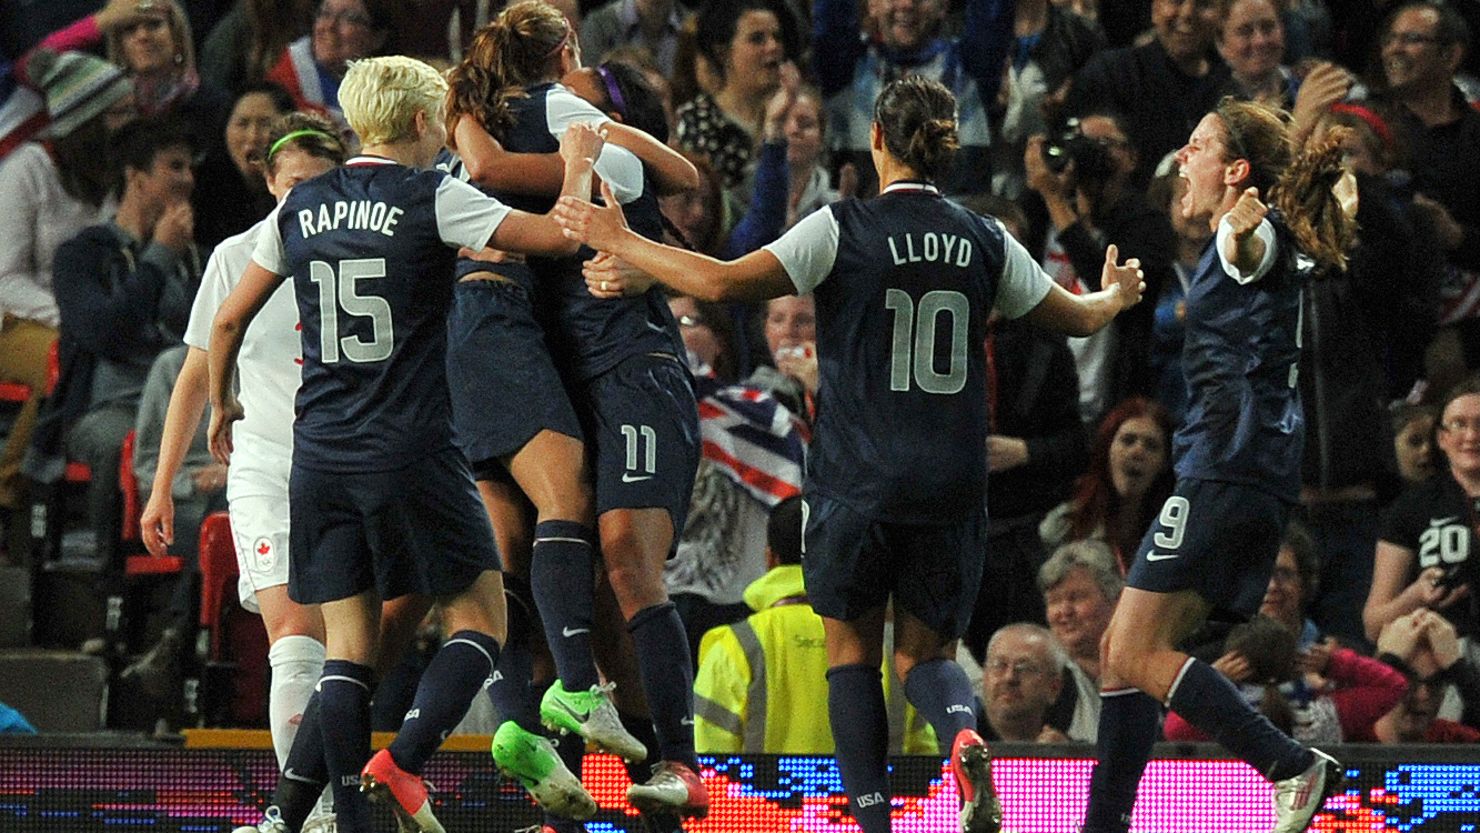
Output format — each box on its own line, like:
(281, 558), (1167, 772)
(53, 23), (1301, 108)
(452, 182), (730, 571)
(197, 511), (237, 661)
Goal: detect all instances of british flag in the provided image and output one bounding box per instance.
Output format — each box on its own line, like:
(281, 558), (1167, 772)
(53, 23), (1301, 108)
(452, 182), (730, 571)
(693, 377), (807, 507)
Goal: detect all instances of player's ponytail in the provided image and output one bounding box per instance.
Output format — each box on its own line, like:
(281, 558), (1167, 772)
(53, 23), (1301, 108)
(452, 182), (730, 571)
(445, 1), (571, 141)
(873, 76), (959, 182)
(1216, 97), (1356, 274)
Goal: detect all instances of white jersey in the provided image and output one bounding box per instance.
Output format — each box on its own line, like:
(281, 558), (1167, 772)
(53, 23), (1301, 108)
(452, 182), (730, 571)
(183, 218), (299, 500)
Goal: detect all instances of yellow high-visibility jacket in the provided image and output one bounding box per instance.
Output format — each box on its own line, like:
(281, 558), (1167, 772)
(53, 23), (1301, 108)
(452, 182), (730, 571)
(693, 565), (938, 754)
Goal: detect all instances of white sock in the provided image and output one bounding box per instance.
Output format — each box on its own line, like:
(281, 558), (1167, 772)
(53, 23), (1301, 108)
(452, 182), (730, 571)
(267, 634), (325, 770)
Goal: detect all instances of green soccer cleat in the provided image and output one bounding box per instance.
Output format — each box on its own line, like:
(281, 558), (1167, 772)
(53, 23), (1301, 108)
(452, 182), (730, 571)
(492, 720), (597, 820)
(539, 680), (649, 762)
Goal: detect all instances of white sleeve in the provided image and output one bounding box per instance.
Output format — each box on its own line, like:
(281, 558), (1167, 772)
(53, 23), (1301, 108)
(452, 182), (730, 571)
(434, 176), (511, 251)
(1215, 215), (1278, 284)
(995, 220), (1055, 319)
(762, 206), (840, 294)
(250, 205), (289, 275)
(183, 249), (233, 350)
(546, 86), (644, 204)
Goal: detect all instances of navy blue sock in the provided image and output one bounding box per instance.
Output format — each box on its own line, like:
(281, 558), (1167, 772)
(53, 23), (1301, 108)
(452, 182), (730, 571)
(618, 709), (660, 784)
(486, 609), (541, 732)
(317, 660), (375, 832)
(532, 520), (599, 691)
(1082, 688), (1162, 833)
(627, 602), (697, 769)
(271, 690), (327, 830)
(827, 663), (892, 833)
(1165, 657), (1313, 781)
(389, 630), (501, 774)
(902, 658), (978, 755)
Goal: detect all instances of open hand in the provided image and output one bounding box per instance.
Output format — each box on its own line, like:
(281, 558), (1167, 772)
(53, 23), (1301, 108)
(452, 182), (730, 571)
(762, 62), (801, 141)
(1100, 244), (1145, 309)
(555, 179), (630, 252)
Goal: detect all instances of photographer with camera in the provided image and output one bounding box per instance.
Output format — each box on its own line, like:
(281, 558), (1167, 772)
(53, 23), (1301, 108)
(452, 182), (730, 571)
(1023, 114), (1174, 423)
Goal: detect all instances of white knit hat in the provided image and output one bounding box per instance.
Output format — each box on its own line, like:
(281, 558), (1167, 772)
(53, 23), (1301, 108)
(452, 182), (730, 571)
(25, 50), (133, 139)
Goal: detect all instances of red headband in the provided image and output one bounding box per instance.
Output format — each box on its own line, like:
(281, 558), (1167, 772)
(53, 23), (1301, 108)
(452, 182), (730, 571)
(546, 18), (572, 58)
(1328, 102), (1395, 154)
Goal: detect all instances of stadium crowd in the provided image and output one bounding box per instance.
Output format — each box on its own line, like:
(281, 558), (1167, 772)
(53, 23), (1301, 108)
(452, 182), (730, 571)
(2, 0), (1479, 803)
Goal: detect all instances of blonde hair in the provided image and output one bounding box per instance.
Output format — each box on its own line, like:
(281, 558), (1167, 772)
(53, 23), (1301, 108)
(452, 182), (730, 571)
(339, 56), (448, 146)
(104, 0), (196, 73)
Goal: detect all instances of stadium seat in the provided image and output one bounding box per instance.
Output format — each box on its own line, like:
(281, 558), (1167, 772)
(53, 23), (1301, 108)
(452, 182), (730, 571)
(197, 511), (237, 661)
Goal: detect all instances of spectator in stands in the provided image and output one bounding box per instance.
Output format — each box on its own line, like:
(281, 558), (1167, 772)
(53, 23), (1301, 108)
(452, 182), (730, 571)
(747, 293), (818, 424)
(990, 0), (1105, 199)
(191, 83), (294, 251)
(1038, 539), (1122, 742)
(1, 51), (133, 523)
(581, 0), (691, 77)
(777, 84), (849, 231)
(1218, 0), (1294, 105)
(1023, 113), (1174, 422)
(667, 294), (807, 667)
(693, 496), (935, 753)
(1365, 377), (1480, 645)
(26, 0), (226, 132)
(956, 195), (1088, 660)
(1391, 404), (1438, 488)
(1375, 2), (1480, 365)
(813, 0), (1013, 194)
(1146, 164), (1213, 426)
(1040, 397), (1175, 574)
(198, 0), (316, 94)
(265, 0), (390, 128)
(1258, 522), (1325, 648)
(1165, 614), (1408, 744)
(1373, 609), (1480, 742)
(1066, 0), (1239, 188)
(980, 623), (1077, 742)
(674, 0), (796, 189)
(48, 116), (201, 566)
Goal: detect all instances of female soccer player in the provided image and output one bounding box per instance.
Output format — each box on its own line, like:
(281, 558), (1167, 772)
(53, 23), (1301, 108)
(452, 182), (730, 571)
(445, 2), (709, 818)
(555, 75), (1145, 833)
(206, 56), (605, 833)
(1076, 99), (1357, 833)
(142, 110), (346, 792)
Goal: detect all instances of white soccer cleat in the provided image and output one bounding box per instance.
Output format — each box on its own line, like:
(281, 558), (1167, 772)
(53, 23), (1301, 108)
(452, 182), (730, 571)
(1271, 748), (1343, 833)
(231, 806), (288, 833)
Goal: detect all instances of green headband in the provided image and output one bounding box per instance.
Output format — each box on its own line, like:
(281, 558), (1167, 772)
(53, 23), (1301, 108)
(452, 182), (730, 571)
(266, 129), (334, 163)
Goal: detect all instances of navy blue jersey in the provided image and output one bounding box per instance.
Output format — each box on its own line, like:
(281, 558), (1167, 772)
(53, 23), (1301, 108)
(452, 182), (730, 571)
(1173, 213), (1306, 502)
(253, 157), (510, 472)
(763, 182), (1053, 523)
(486, 82), (682, 380)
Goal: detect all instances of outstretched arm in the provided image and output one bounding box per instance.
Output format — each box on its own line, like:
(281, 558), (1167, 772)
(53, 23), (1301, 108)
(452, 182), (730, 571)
(483, 123), (602, 257)
(455, 114), (697, 198)
(1021, 245), (1145, 336)
(555, 181), (792, 303)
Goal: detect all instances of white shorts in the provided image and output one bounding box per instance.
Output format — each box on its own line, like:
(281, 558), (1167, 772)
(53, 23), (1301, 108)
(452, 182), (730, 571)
(230, 492), (291, 614)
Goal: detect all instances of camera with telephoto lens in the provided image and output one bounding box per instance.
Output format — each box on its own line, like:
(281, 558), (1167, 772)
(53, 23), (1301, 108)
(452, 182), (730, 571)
(1041, 118), (1118, 185)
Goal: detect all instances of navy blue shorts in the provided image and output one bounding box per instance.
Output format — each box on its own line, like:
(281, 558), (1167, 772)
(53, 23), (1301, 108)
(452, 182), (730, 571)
(801, 492), (987, 639)
(287, 447), (501, 604)
(1126, 478), (1291, 620)
(574, 353), (699, 539)
(446, 271), (583, 480)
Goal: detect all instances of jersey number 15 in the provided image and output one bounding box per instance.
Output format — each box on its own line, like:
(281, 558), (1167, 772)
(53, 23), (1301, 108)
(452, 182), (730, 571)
(309, 258), (395, 364)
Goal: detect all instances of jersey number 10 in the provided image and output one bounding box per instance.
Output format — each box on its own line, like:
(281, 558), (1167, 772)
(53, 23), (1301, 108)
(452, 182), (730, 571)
(309, 258), (395, 364)
(884, 288), (969, 395)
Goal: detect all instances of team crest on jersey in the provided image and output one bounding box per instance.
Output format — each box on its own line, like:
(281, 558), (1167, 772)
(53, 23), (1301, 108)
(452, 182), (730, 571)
(253, 537), (275, 571)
